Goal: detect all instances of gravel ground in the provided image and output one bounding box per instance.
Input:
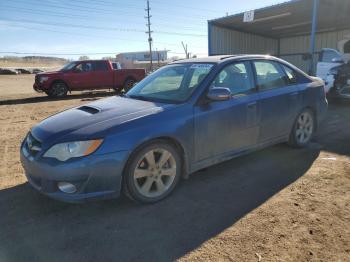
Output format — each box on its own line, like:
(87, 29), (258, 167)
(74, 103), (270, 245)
(0, 75), (349, 262)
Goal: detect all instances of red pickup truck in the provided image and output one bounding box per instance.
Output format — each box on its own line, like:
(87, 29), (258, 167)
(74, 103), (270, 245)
(33, 60), (146, 97)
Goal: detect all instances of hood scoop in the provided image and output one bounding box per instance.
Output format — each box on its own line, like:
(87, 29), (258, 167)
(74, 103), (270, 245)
(77, 106), (101, 115)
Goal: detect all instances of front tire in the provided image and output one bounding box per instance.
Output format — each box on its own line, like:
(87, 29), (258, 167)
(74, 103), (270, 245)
(288, 109), (315, 148)
(123, 78), (136, 93)
(48, 81), (68, 98)
(123, 141), (182, 204)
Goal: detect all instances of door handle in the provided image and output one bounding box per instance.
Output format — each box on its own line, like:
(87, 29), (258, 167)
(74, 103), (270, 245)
(289, 92), (299, 101)
(247, 102), (257, 108)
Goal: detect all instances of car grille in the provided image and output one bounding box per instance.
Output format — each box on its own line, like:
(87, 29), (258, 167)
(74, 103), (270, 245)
(25, 132), (42, 156)
(35, 75), (39, 84)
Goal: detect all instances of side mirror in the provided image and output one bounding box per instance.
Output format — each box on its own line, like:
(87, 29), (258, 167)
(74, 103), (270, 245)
(207, 87), (231, 101)
(332, 57), (344, 64)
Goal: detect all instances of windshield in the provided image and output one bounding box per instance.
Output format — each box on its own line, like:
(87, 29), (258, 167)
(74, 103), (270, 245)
(126, 63), (214, 103)
(60, 62), (78, 72)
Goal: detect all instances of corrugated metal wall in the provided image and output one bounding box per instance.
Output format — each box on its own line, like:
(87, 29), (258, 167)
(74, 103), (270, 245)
(280, 29), (350, 71)
(209, 24), (350, 73)
(209, 25), (278, 55)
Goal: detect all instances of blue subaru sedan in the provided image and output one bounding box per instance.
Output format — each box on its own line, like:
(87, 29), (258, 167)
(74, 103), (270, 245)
(20, 55), (328, 203)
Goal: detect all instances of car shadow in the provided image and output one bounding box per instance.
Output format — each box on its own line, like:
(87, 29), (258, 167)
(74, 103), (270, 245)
(0, 91), (116, 106)
(0, 144), (320, 262)
(316, 101), (350, 157)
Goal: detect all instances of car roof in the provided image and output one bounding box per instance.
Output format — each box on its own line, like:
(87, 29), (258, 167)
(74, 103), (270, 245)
(170, 54), (311, 79)
(74, 60), (110, 63)
(170, 54), (279, 64)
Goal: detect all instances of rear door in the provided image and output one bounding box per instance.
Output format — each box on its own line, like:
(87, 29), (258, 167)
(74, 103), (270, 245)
(194, 61), (260, 162)
(91, 61), (114, 89)
(253, 60), (300, 143)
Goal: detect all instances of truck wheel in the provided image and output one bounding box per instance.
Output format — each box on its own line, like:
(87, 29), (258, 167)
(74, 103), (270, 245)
(48, 82), (68, 98)
(123, 78), (136, 93)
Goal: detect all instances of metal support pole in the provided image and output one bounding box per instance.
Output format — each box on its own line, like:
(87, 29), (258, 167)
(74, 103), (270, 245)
(208, 21), (212, 56)
(309, 0), (319, 75)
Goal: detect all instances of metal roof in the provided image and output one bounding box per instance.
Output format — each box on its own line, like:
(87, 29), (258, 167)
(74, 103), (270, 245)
(209, 0), (350, 39)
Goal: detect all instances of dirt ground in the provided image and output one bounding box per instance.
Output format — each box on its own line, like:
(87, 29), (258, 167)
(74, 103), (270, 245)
(0, 75), (349, 262)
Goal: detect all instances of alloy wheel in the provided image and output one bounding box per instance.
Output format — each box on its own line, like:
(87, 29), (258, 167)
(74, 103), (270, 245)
(295, 111), (314, 144)
(51, 83), (67, 97)
(133, 148), (177, 198)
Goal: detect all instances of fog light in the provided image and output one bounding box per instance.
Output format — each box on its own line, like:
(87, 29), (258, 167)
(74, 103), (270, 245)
(58, 182), (77, 194)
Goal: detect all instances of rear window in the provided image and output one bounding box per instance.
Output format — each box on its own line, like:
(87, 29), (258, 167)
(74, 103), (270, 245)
(253, 61), (287, 90)
(281, 65), (298, 85)
(93, 61), (109, 71)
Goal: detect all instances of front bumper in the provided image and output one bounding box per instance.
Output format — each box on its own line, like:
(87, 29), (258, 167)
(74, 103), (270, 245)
(20, 144), (130, 203)
(33, 83), (47, 92)
(329, 84), (350, 99)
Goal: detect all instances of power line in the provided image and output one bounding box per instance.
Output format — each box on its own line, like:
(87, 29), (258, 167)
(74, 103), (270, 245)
(0, 51), (208, 57)
(68, 0), (230, 15)
(0, 18), (207, 37)
(2, 23), (206, 51)
(0, 6), (207, 32)
(0, 51), (118, 56)
(0, 5), (91, 19)
(4, 0), (213, 24)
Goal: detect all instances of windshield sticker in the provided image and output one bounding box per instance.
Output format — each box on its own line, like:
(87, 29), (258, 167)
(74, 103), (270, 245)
(190, 64), (214, 70)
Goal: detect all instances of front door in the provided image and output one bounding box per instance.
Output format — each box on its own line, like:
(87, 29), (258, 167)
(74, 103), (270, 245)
(194, 61), (259, 162)
(66, 62), (94, 90)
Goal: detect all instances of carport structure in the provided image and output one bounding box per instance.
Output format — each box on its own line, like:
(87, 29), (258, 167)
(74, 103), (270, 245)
(208, 0), (350, 74)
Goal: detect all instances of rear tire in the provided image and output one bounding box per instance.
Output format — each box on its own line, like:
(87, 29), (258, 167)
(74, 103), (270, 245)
(123, 141), (182, 204)
(48, 81), (68, 98)
(288, 109), (315, 148)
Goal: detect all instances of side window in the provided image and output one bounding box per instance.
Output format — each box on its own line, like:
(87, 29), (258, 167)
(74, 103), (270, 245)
(75, 62), (92, 72)
(281, 65), (298, 84)
(210, 62), (255, 95)
(93, 61), (109, 71)
(253, 61), (287, 90)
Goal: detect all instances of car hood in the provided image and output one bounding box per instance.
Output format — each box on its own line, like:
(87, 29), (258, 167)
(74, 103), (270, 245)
(31, 96), (174, 143)
(37, 71), (61, 76)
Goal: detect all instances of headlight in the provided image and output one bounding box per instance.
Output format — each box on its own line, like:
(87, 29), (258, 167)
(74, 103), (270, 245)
(39, 76), (49, 83)
(43, 139), (103, 161)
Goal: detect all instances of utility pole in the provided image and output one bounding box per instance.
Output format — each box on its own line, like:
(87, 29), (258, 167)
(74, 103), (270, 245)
(156, 48), (160, 67)
(145, 0), (153, 71)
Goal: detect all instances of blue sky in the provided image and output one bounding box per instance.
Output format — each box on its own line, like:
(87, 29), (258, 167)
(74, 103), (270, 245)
(0, 0), (286, 59)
